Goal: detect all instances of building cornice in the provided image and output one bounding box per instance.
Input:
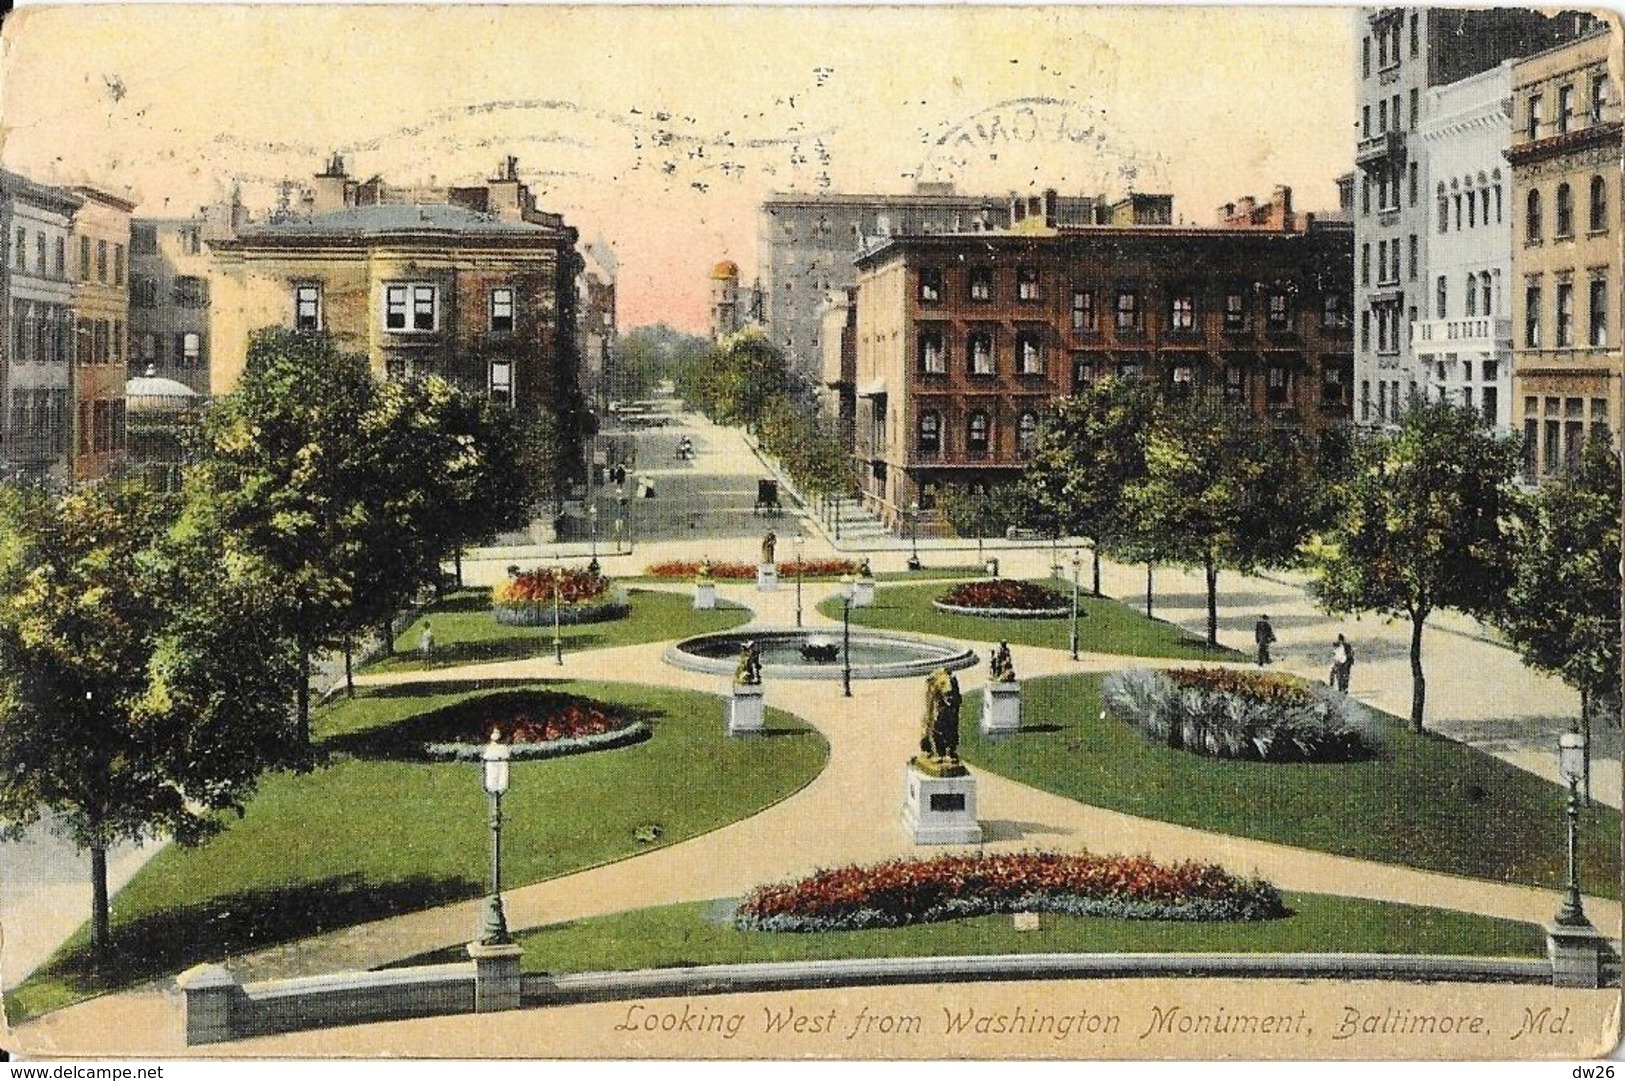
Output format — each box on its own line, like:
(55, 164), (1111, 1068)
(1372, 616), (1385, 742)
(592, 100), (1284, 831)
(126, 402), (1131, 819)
(1506, 121), (1624, 166)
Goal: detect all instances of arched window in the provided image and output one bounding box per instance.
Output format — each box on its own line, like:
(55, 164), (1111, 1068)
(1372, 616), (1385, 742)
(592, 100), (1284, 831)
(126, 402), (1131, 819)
(917, 411), (941, 456)
(1556, 182), (1573, 237)
(1436, 275), (1448, 318)
(968, 331), (994, 375)
(967, 411), (989, 458)
(1465, 276), (1477, 317)
(1590, 175), (1608, 233)
(1437, 186), (1449, 233)
(1479, 272), (1493, 318)
(1017, 411), (1039, 459)
(1526, 188), (1543, 242)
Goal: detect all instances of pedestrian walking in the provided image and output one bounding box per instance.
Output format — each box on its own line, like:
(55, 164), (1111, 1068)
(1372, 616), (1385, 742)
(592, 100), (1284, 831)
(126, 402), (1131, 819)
(419, 621), (434, 659)
(1254, 614), (1276, 667)
(1329, 633), (1354, 692)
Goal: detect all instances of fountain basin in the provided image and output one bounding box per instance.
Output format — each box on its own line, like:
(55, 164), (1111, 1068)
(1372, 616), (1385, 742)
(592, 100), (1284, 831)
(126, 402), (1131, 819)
(664, 628), (977, 681)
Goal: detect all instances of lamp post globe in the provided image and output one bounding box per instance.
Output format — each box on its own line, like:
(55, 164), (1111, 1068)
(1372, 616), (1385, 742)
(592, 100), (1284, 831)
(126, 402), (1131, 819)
(478, 730), (513, 945)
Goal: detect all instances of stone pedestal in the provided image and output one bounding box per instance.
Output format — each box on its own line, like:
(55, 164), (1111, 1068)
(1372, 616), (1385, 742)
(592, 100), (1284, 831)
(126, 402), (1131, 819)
(852, 578), (876, 607)
(902, 762), (983, 844)
(467, 940), (524, 1012)
(728, 683), (765, 735)
(756, 564), (779, 591)
(981, 681), (1022, 734)
(177, 963), (245, 1045)
(693, 581), (716, 609)
(1548, 921), (1613, 988)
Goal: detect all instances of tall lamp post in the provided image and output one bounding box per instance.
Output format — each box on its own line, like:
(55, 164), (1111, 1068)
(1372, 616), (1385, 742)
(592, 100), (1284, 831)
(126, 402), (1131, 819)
(840, 573), (854, 698)
(587, 503), (599, 569)
(477, 731), (512, 945)
(793, 533), (805, 628)
(616, 485), (628, 555)
(1069, 548), (1083, 661)
(1554, 731), (1591, 927)
(907, 501), (922, 571)
(551, 566), (564, 665)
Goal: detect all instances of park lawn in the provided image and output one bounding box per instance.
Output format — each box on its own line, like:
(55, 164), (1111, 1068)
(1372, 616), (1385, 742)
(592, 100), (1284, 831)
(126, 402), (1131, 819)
(817, 580), (1242, 661)
(398, 893), (1544, 973)
(6, 679), (826, 1024)
(961, 673), (1621, 899)
(365, 588), (750, 673)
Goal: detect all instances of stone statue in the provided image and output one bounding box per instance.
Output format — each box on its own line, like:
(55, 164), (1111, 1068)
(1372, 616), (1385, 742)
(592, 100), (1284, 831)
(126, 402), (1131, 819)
(989, 641), (1016, 683)
(916, 667), (965, 776)
(761, 530), (777, 566)
(734, 640), (763, 686)
(696, 556), (714, 581)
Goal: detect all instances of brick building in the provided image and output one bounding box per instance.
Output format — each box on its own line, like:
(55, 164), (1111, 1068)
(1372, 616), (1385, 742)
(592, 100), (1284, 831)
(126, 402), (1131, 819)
(69, 185), (134, 482)
(848, 189), (1353, 527)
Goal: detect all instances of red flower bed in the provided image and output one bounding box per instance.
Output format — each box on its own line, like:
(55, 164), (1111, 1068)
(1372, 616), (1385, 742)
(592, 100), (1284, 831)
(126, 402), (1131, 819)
(414, 691), (650, 762)
(647, 558), (861, 579)
(1168, 667), (1316, 709)
(494, 566), (611, 606)
(936, 579), (1067, 612)
(736, 852), (1286, 931)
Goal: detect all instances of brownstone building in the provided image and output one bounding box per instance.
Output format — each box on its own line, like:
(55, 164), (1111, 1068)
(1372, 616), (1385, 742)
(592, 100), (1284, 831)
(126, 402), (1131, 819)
(70, 185), (134, 482)
(849, 189), (1353, 525)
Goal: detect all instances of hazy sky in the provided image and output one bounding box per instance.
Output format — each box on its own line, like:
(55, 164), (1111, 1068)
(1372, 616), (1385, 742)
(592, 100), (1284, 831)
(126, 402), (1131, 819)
(0, 4), (1355, 332)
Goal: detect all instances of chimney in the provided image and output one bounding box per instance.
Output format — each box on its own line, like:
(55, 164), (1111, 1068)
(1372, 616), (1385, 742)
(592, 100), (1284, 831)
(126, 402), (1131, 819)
(1272, 185), (1293, 213)
(309, 153), (351, 213)
(1219, 202), (1235, 222)
(1236, 196), (1256, 218)
(1043, 189), (1058, 229)
(486, 156), (526, 222)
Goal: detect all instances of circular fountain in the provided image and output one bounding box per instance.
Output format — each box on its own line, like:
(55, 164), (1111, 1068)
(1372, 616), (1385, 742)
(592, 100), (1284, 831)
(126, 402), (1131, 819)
(664, 628), (977, 681)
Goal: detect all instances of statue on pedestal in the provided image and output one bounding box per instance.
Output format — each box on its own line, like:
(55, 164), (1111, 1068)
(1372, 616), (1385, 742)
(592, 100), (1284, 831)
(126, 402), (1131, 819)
(760, 530), (777, 566)
(989, 641), (1016, 683)
(858, 557), (873, 579)
(915, 667), (966, 777)
(734, 640), (763, 686)
(696, 556), (714, 582)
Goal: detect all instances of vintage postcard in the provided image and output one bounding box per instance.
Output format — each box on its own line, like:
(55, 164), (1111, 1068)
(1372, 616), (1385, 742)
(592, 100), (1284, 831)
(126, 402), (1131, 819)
(0, 1), (1621, 1065)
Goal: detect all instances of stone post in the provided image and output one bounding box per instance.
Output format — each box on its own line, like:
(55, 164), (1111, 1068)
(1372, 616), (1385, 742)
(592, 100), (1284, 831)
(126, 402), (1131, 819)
(176, 962), (246, 1045)
(1548, 923), (1612, 988)
(467, 941), (525, 1011)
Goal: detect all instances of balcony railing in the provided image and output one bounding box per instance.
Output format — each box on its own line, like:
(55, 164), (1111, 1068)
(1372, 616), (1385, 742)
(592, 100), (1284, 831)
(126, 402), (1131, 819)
(1355, 130), (1406, 170)
(1411, 317), (1512, 349)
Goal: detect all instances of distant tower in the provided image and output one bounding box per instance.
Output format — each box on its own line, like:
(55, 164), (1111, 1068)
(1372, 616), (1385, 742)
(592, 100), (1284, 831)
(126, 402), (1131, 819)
(709, 260), (740, 341)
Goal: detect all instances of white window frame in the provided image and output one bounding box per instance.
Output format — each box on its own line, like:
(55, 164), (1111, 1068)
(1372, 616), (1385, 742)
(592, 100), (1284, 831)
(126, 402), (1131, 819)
(294, 284), (323, 332)
(182, 332), (201, 366)
(490, 287), (515, 333)
(489, 359), (514, 405)
(385, 282), (440, 333)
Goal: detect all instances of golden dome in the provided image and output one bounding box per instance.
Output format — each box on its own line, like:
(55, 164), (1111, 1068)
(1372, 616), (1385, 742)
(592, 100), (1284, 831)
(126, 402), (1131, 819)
(710, 259), (740, 280)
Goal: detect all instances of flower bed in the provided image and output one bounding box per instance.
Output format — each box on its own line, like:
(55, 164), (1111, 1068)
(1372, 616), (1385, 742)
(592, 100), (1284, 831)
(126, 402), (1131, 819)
(1100, 667), (1381, 763)
(417, 691), (650, 762)
(931, 579), (1069, 619)
(493, 567), (629, 626)
(647, 559), (862, 580)
(735, 852), (1287, 932)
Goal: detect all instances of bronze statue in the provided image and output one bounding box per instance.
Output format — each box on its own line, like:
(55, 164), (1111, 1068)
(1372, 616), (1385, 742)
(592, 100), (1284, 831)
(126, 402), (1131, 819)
(695, 556), (714, 581)
(989, 641), (1016, 683)
(734, 640), (763, 686)
(916, 667), (965, 776)
(761, 530), (777, 566)
(858, 557), (873, 578)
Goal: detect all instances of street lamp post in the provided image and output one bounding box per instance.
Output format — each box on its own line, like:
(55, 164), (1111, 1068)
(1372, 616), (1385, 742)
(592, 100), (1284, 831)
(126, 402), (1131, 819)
(907, 501), (922, 571)
(840, 573), (854, 698)
(793, 533), (805, 628)
(551, 566), (564, 665)
(1069, 548), (1082, 661)
(588, 503), (599, 568)
(615, 485), (628, 555)
(1555, 732), (1590, 927)
(477, 731), (513, 945)
(834, 496), (842, 541)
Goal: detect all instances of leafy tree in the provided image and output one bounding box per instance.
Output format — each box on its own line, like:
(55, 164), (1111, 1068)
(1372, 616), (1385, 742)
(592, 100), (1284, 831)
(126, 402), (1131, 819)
(1498, 435), (1622, 799)
(1124, 398), (1318, 645)
(934, 483), (1037, 545)
(1310, 402), (1519, 732)
(0, 482), (299, 961)
(681, 327), (794, 432)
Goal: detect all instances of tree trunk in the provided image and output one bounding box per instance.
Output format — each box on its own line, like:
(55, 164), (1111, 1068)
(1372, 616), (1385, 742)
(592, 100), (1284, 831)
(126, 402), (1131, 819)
(1204, 553), (1218, 646)
(454, 548), (464, 589)
(1092, 548), (1102, 597)
(1408, 610), (1427, 733)
(380, 618), (395, 657)
(90, 843), (111, 963)
(297, 644), (312, 749)
(1145, 562), (1154, 620)
(343, 636), (355, 699)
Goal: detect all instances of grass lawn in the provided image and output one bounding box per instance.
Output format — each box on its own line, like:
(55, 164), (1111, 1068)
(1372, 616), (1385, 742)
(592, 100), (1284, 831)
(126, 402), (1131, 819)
(6, 679), (826, 1024)
(817, 580), (1242, 661)
(365, 588), (751, 674)
(398, 893), (1545, 973)
(961, 673), (1621, 899)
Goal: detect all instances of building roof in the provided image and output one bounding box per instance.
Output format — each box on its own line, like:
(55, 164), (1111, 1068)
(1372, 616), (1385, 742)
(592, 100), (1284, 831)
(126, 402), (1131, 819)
(711, 259), (740, 279)
(0, 170), (83, 215)
(236, 203), (566, 238)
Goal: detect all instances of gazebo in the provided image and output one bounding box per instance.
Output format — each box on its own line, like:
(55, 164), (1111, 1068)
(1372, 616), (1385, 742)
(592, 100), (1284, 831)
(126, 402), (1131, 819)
(124, 365), (203, 489)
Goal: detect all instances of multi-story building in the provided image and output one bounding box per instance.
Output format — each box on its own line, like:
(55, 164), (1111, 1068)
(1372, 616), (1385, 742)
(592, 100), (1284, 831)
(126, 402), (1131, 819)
(209, 157), (584, 423)
(128, 201), (241, 397)
(70, 185), (135, 482)
(849, 188), (1353, 527)
(709, 260), (747, 341)
(1508, 25), (1623, 479)
(1353, 7), (1596, 427)
(1410, 63), (1516, 433)
(0, 170), (79, 481)
(577, 241), (616, 411)
(817, 286), (857, 439)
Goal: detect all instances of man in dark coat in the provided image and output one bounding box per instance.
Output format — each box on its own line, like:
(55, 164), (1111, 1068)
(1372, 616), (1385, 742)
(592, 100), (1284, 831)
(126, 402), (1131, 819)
(1254, 614), (1276, 666)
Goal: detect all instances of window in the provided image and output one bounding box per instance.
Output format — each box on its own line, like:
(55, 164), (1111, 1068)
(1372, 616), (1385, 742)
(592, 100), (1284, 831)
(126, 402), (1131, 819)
(181, 332), (201, 367)
(1016, 266), (1039, 302)
(918, 268), (942, 303)
(95, 239), (107, 283)
(489, 360), (513, 406)
(966, 411), (989, 458)
(1467, 190), (1476, 228)
(130, 277), (158, 308)
(385, 283), (439, 332)
(1389, 241), (1400, 284)
(1465, 277), (1477, 318)
(1482, 387), (1498, 426)
(113, 319), (122, 363)
(1071, 288), (1096, 332)
(1408, 162), (1418, 205)
(1556, 183), (1574, 237)
(1070, 353), (1093, 393)
(1592, 72), (1610, 122)
(1495, 183), (1503, 223)
(1480, 272), (1492, 318)
(295, 284), (322, 332)
(1526, 188), (1542, 242)
(1362, 174), (1371, 216)
(1016, 330), (1043, 374)
(1409, 88), (1419, 130)
(490, 287), (515, 333)
(1224, 364), (1246, 404)
(139, 332), (156, 361)
(173, 276), (208, 308)
(1408, 234), (1418, 281)
(1525, 283), (1541, 347)
(1435, 276), (1448, 319)
(1555, 282), (1575, 347)
(1558, 85), (1574, 134)
(10, 227), (21, 272)
(1114, 290), (1140, 332)
(131, 224), (158, 253)
(34, 234), (45, 278)
(918, 326), (946, 374)
(1378, 27), (1388, 67)
(917, 411), (941, 455)
(113, 244), (124, 286)
(1361, 310), (1371, 351)
(968, 267), (993, 301)
(53, 237), (64, 279)
(1437, 188), (1449, 233)
(1362, 36), (1371, 78)
(1169, 294), (1195, 331)
(1360, 244), (1370, 286)
(1017, 412), (1039, 459)
(1224, 291), (1247, 332)
(1361, 379), (1371, 421)
(1266, 366), (1291, 407)
(1409, 11), (1418, 56)
(1378, 99), (1388, 133)
(968, 331), (994, 375)
(76, 237), (91, 278)
(1590, 175), (1608, 233)
(1527, 94), (1542, 140)
(1591, 277), (1609, 347)
(1453, 193), (1462, 231)
(1266, 292), (1291, 331)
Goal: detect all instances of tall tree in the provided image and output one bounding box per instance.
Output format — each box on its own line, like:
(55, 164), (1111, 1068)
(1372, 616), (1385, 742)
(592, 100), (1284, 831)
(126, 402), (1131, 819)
(1310, 402), (1519, 732)
(0, 482), (299, 961)
(1124, 398), (1318, 645)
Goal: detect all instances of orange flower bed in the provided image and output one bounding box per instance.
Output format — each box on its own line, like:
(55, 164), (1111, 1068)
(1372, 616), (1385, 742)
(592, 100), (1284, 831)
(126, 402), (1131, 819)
(647, 559), (862, 579)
